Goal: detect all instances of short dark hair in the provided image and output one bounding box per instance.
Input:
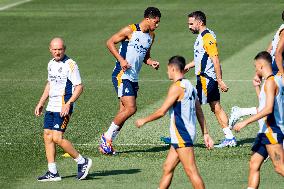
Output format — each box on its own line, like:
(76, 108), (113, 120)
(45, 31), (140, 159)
(168, 55), (186, 71)
(144, 7), (161, 18)
(188, 11), (206, 25)
(282, 10), (284, 21)
(254, 51), (272, 64)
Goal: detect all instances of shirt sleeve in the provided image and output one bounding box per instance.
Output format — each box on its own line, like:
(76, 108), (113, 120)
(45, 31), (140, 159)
(68, 61), (82, 86)
(202, 33), (218, 57)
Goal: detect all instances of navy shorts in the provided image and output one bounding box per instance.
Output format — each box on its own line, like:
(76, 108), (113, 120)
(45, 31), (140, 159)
(171, 142), (194, 149)
(196, 75), (220, 104)
(112, 77), (139, 98)
(252, 132), (284, 158)
(44, 111), (72, 132)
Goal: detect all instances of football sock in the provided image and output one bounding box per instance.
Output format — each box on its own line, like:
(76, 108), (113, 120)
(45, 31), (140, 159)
(240, 107), (257, 117)
(112, 130), (120, 141)
(105, 122), (120, 140)
(48, 162), (57, 174)
(247, 187), (255, 189)
(223, 127), (234, 139)
(74, 154), (85, 164)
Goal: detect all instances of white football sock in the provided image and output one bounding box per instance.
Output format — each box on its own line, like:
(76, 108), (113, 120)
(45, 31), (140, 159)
(48, 162), (57, 174)
(111, 130), (120, 141)
(240, 107), (257, 117)
(223, 127), (234, 139)
(74, 154), (85, 164)
(247, 187), (255, 189)
(105, 122), (120, 140)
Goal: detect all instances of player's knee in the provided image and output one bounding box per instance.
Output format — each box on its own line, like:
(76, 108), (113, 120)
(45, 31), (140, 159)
(127, 106), (137, 116)
(44, 130), (53, 141)
(249, 159), (260, 171)
(183, 166), (196, 177)
(52, 135), (63, 145)
(162, 162), (174, 174)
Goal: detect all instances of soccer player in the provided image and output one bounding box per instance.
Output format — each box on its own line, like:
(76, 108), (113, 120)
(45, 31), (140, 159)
(184, 11), (236, 148)
(229, 10), (284, 128)
(35, 38), (92, 181)
(234, 51), (284, 189)
(99, 7), (161, 155)
(136, 56), (214, 189)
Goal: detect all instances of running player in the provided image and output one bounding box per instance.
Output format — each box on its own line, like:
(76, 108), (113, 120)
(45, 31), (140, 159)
(229, 10), (284, 128)
(136, 56), (214, 189)
(35, 38), (92, 181)
(234, 51), (284, 189)
(185, 11), (236, 147)
(99, 7), (161, 155)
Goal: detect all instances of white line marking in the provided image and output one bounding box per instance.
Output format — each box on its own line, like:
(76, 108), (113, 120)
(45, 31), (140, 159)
(0, 0), (31, 11)
(0, 79), (252, 82)
(0, 142), (167, 146)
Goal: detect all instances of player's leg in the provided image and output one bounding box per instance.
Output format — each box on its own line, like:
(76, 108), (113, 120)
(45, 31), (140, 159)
(228, 106), (257, 129)
(266, 143), (284, 176)
(210, 101), (237, 147)
(248, 152), (264, 189)
(177, 147), (205, 189)
(52, 113), (92, 180)
(38, 112), (61, 182)
(159, 146), (180, 189)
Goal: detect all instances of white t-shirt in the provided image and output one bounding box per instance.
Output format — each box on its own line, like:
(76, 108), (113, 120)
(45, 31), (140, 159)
(46, 55), (82, 112)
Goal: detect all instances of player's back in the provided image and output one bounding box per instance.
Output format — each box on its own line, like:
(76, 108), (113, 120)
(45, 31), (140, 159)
(169, 79), (197, 146)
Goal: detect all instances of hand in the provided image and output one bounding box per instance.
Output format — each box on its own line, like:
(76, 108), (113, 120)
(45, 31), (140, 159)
(218, 80), (229, 92)
(203, 134), (214, 149)
(60, 103), (71, 117)
(184, 64), (191, 73)
(253, 75), (261, 87)
(120, 60), (131, 71)
(35, 104), (44, 116)
(135, 119), (146, 128)
(233, 121), (247, 132)
(151, 60), (159, 70)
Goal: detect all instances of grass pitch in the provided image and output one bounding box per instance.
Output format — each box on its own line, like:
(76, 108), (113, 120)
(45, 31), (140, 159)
(0, 0), (284, 188)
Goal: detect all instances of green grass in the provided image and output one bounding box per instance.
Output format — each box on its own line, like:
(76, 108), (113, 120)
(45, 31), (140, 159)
(0, 0), (284, 188)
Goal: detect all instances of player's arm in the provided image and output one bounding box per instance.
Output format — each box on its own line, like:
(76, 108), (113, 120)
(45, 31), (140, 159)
(203, 35), (228, 92)
(144, 33), (159, 70)
(60, 84), (84, 117)
(135, 85), (181, 127)
(234, 79), (276, 132)
(106, 26), (133, 71)
(211, 56), (228, 92)
(275, 30), (284, 74)
(35, 81), (50, 116)
(195, 99), (214, 149)
(184, 60), (195, 73)
(267, 41), (272, 53)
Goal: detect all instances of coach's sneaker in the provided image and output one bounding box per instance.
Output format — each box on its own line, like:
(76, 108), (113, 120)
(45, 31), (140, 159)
(160, 136), (171, 144)
(214, 137), (237, 148)
(77, 158), (92, 180)
(229, 106), (241, 129)
(37, 171), (61, 182)
(99, 134), (115, 155)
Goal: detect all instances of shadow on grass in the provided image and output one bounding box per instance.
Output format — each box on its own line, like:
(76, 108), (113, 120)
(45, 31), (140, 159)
(237, 137), (254, 146)
(117, 145), (169, 154)
(61, 169), (141, 180)
(89, 168), (141, 177)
